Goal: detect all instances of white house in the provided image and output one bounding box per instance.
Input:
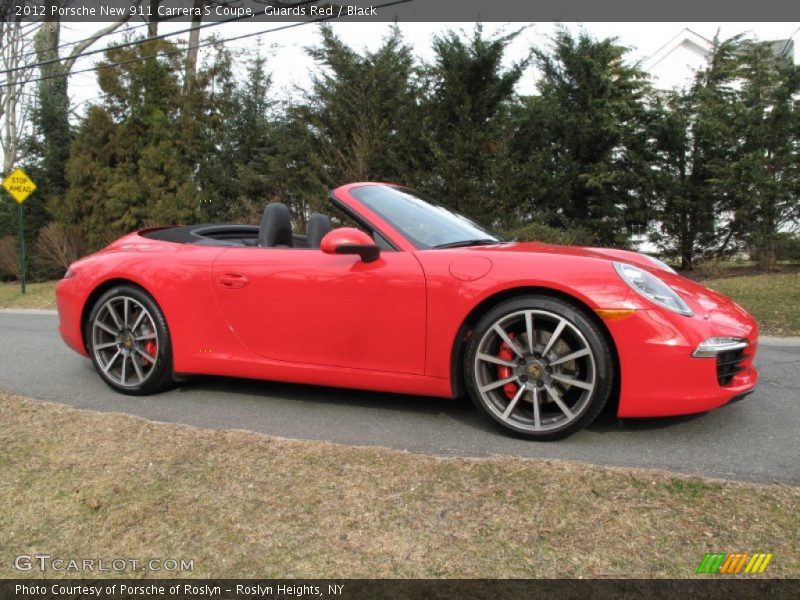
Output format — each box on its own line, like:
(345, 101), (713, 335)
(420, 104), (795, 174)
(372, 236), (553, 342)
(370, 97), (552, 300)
(644, 29), (716, 90)
(643, 28), (796, 90)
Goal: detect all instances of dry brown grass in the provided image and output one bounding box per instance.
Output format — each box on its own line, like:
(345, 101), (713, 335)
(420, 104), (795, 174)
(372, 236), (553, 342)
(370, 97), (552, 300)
(0, 280), (57, 309)
(0, 391), (798, 579)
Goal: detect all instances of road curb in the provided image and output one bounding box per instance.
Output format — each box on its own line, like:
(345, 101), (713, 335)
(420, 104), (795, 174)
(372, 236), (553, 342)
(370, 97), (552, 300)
(759, 336), (800, 347)
(0, 308), (58, 315)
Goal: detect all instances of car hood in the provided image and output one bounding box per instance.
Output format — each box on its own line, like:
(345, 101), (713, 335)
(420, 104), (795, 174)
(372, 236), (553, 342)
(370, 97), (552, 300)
(470, 241), (660, 271)
(465, 242), (756, 332)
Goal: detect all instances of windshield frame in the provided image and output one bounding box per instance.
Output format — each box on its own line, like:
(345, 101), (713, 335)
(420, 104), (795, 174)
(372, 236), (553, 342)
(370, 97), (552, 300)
(328, 191), (400, 251)
(335, 184), (503, 251)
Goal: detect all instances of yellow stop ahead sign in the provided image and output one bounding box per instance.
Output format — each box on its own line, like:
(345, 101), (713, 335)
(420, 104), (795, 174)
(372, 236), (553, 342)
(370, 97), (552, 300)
(2, 168), (37, 204)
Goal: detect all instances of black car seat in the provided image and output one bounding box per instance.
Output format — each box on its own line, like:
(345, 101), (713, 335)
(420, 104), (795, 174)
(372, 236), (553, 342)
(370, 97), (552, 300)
(259, 202), (294, 247)
(306, 213), (333, 248)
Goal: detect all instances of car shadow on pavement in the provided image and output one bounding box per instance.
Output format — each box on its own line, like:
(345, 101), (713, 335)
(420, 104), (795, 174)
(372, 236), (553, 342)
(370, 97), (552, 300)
(175, 374), (479, 417)
(172, 374), (707, 438)
(587, 409), (706, 433)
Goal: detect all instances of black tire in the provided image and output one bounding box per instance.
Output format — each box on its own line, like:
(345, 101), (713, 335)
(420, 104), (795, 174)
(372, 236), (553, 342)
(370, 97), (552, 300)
(86, 284), (175, 395)
(464, 295), (614, 441)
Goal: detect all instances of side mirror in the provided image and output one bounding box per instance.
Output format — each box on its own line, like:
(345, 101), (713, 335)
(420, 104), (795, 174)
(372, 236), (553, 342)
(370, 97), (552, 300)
(320, 227), (380, 263)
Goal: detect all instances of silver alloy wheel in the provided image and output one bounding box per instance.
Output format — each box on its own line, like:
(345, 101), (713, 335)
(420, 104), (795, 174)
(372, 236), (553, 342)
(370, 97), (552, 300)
(91, 296), (159, 388)
(473, 309), (597, 433)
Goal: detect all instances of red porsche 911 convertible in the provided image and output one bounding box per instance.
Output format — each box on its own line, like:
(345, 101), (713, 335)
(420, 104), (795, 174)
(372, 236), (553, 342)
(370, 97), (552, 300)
(56, 183), (759, 440)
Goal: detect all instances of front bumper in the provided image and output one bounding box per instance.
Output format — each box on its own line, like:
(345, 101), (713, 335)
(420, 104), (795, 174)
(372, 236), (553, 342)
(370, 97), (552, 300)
(609, 308), (758, 418)
(56, 277), (90, 357)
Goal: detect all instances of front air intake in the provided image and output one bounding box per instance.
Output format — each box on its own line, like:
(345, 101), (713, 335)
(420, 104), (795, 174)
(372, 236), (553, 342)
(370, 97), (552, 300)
(717, 348), (746, 386)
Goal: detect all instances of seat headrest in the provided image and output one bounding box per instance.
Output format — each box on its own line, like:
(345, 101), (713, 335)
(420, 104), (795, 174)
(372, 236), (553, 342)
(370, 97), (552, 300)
(259, 203), (294, 247)
(306, 214), (333, 249)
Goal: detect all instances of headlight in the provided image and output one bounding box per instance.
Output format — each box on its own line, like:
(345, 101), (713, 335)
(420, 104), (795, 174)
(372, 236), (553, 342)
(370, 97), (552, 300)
(641, 253), (677, 274)
(692, 337), (748, 358)
(613, 262), (693, 316)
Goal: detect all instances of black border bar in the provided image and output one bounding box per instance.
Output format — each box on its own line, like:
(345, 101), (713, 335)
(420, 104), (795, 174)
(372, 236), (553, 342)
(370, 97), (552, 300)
(3, 0), (800, 23)
(2, 579), (800, 600)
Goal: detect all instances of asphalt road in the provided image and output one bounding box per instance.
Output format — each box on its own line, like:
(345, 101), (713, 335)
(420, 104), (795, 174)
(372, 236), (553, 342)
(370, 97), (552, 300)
(1, 311), (798, 484)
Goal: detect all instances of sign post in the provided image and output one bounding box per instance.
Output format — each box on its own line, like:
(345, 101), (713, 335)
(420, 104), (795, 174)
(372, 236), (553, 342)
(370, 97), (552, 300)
(2, 168), (37, 294)
(18, 202), (25, 293)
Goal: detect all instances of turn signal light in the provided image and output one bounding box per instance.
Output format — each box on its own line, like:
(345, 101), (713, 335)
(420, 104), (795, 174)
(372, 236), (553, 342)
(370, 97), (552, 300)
(594, 308), (636, 321)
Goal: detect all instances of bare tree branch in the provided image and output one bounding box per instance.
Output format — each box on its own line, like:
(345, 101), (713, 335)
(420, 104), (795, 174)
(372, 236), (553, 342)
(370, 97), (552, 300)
(1, 15), (39, 172)
(62, 7), (141, 73)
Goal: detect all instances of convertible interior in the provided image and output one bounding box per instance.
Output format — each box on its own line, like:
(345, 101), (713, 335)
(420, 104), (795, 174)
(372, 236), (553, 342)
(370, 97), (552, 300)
(141, 202), (335, 249)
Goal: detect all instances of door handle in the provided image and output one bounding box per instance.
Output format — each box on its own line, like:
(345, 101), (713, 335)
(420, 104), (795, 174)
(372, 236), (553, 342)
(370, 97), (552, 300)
(219, 273), (250, 289)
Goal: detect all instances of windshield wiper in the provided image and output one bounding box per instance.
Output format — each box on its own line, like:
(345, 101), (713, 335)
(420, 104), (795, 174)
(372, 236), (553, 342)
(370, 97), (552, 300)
(433, 239), (500, 249)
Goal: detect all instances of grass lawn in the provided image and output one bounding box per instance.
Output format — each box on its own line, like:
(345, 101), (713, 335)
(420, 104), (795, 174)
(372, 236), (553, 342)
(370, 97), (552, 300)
(703, 273), (800, 336)
(0, 280), (57, 310)
(0, 391), (797, 579)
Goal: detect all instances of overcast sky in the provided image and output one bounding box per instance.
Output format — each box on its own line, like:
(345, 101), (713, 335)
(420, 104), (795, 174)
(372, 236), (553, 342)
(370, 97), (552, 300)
(54, 21), (800, 112)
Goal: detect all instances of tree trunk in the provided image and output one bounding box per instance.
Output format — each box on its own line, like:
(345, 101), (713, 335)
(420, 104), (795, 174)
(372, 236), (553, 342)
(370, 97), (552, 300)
(756, 161), (780, 272)
(677, 147), (692, 270)
(757, 208), (778, 271)
(32, 2), (132, 196)
(2, 64), (16, 173)
(758, 240), (778, 272)
(34, 2), (71, 197)
(1, 19), (24, 173)
(679, 226), (693, 271)
(148, 0), (160, 38)
(183, 0), (204, 93)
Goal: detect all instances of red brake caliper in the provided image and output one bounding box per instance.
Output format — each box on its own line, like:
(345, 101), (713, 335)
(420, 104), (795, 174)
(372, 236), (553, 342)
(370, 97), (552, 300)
(497, 332), (519, 400)
(144, 340), (157, 362)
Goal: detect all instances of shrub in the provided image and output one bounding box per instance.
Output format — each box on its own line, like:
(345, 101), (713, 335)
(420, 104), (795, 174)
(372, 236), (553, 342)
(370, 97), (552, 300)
(692, 260), (727, 279)
(505, 221), (598, 246)
(775, 233), (800, 263)
(0, 236), (19, 279)
(34, 222), (87, 278)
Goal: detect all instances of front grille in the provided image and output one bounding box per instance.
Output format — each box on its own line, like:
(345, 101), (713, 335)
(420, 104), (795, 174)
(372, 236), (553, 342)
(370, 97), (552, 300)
(717, 348), (745, 386)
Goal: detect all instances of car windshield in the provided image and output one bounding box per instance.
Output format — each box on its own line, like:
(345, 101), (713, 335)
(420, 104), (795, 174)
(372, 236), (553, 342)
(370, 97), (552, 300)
(349, 185), (502, 250)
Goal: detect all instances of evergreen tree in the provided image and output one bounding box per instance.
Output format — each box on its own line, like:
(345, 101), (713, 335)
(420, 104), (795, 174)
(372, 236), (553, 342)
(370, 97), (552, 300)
(513, 28), (654, 247)
(32, 3), (133, 205)
(267, 112), (328, 227)
(200, 52), (320, 226)
(297, 25), (422, 200)
(53, 39), (229, 248)
(420, 25), (525, 226)
(649, 90), (700, 267)
(33, 26), (71, 201)
(651, 37), (744, 269)
(723, 41), (800, 270)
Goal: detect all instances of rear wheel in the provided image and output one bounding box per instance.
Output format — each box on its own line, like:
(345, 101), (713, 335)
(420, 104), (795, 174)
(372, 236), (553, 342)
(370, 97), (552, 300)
(86, 285), (174, 395)
(465, 295), (614, 440)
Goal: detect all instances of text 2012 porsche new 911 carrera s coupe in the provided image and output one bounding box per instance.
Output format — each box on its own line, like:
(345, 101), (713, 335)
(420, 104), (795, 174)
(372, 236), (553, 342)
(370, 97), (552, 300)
(56, 183), (759, 439)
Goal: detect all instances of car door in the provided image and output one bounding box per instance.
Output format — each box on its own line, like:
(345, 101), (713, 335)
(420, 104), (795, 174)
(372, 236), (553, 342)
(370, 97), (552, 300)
(211, 247), (427, 375)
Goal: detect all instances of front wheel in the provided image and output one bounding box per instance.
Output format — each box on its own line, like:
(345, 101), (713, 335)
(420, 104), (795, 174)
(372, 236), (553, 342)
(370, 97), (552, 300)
(86, 285), (174, 395)
(465, 295), (614, 440)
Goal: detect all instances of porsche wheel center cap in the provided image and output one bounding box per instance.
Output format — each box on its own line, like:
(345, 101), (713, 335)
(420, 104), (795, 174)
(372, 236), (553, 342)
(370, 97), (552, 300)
(122, 335), (134, 349)
(528, 363), (542, 378)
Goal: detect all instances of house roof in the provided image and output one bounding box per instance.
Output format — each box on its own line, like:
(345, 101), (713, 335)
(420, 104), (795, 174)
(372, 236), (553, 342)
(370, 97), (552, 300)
(643, 28), (714, 72)
(759, 39), (795, 60)
(644, 28), (797, 72)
